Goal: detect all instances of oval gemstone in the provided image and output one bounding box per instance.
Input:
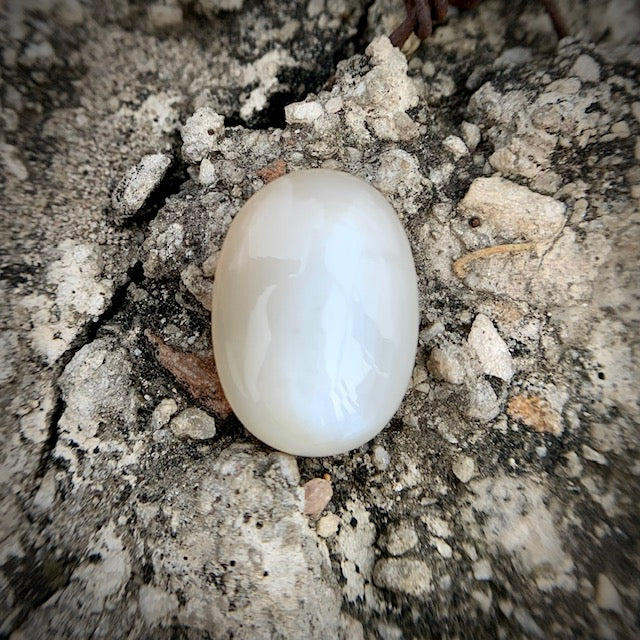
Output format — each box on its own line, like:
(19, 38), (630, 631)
(211, 169), (419, 457)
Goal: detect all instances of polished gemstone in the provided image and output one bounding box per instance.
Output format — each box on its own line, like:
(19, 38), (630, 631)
(211, 169), (419, 456)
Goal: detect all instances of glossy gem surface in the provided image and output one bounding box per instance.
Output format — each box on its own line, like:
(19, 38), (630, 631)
(211, 169), (419, 456)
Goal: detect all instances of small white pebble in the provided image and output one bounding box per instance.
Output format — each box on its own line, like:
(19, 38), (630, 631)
(498, 599), (513, 617)
(439, 574), (452, 590)
(148, 3), (183, 28)
(433, 538), (453, 559)
(461, 121), (481, 152)
(316, 513), (340, 538)
(610, 120), (630, 139)
(428, 345), (466, 385)
(429, 162), (454, 186)
(2, 108), (18, 133)
(372, 445), (390, 470)
(289, 151), (304, 164)
(32, 470), (57, 512)
(181, 107), (225, 163)
(0, 143), (28, 181)
(465, 379), (500, 423)
(199, 158), (216, 185)
(473, 559), (492, 581)
(467, 314), (514, 382)
(307, 0), (323, 18)
(493, 46), (532, 68)
(596, 574), (623, 615)
(377, 622), (403, 640)
(420, 320), (445, 344)
(202, 251), (219, 278)
(471, 589), (492, 613)
(422, 60), (435, 77)
(443, 135), (469, 159)
(152, 428), (170, 442)
(56, 0), (84, 25)
(20, 40), (56, 68)
(385, 523), (419, 556)
(421, 514), (452, 539)
(284, 101), (324, 125)
(170, 407), (216, 440)
(564, 451), (583, 477)
(325, 97), (343, 114)
(151, 398), (178, 430)
(452, 455), (475, 483)
(582, 445), (608, 465)
(570, 54), (600, 83)
(111, 153), (171, 218)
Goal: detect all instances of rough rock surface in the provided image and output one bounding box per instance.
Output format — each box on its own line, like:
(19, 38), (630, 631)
(1, 1), (639, 638)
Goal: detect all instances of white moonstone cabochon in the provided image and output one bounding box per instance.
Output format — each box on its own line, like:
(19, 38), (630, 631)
(211, 169), (419, 456)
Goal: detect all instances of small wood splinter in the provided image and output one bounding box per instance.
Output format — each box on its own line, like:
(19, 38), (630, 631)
(452, 242), (539, 278)
(145, 330), (232, 418)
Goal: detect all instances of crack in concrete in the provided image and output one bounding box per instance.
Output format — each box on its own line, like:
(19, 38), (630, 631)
(32, 260), (145, 488)
(226, 0), (376, 130)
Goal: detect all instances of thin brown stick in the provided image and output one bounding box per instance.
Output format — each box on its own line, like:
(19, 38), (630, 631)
(452, 242), (538, 278)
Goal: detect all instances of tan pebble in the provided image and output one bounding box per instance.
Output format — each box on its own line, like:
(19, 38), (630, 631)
(507, 394), (563, 436)
(303, 478), (333, 517)
(485, 299), (524, 325)
(256, 158), (287, 183)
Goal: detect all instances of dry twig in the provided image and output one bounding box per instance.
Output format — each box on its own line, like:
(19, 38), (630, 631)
(452, 242), (539, 278)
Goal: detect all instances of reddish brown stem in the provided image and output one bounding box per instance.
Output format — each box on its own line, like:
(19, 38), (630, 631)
(539, 0), (570, 39)
(390, 0), (569, 50)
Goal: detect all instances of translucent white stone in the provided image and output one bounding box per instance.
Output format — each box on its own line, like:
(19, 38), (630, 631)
(211, 169), (419, 456)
